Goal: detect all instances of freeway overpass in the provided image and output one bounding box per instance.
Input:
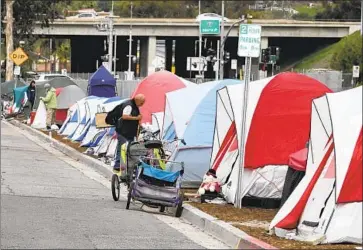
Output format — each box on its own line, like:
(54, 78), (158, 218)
(34, 18), (360, 38)
(32, 18), (360, 78)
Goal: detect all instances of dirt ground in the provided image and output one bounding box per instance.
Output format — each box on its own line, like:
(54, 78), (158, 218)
(39, 130), (88, 154)
(191, 202), (277, 222)
(236, 225), (357, 249)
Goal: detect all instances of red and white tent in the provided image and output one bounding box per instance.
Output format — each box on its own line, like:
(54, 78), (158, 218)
(131, 71), (194, 124)
(269, 86), (362, 245)
(210, 72), (332, 205)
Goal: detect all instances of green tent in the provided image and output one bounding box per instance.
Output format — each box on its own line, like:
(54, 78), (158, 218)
(12, 85), (28, 113)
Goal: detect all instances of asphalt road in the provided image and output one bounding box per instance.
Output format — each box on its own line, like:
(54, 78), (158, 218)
(1, 121), (229, 249)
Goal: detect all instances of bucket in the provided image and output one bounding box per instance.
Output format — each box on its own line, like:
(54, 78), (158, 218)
(30, 111), (36, 124)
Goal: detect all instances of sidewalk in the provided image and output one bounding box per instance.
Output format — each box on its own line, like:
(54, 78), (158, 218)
(8, 119), (355, 249)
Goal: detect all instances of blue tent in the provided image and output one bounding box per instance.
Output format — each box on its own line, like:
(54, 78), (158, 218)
(168, 79), (242, 184)
(88, 65), (117, 97)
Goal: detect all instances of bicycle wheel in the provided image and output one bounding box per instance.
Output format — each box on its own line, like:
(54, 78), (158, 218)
(111, 174), (120, 201)
(175, 194), (184, 217)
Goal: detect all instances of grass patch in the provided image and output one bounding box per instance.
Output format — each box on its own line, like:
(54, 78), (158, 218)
(294, 4), (324, 18)
(294, 42), (340, 70)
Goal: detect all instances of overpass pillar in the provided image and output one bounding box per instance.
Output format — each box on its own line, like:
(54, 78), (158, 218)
(165, 39), (173, 72)
(139, 36), (157, 77)
(261, 37), (268, 49)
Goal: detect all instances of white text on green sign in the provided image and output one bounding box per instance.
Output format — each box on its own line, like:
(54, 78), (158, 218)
(200, 20), (220, 35)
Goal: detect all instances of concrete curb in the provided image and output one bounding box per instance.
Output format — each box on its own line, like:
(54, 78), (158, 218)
(182, 204), (277, 249)
(8, 120), (113, 181)
(7, 120), (278, 250)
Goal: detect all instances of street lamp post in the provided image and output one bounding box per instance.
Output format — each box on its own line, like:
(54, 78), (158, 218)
(198, 0), (202, 77)
(220, 17), (245, 58)
(127, 1), (133, 80)
(219, 0), (225, 80)
(361, 0), (363, 35)
(0, 0), (2, 85)
(107, 16), (114, 72)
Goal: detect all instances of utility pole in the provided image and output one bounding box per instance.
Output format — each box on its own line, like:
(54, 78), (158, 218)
(219, 0), (225, 80)
(5, 0), (14, 81)
(107, 1), (114, 72)
(198, 0), (203, 77)
(113, 33), (117, 76)
(127, 1), (133, 80)
(49, 38), (52, 73)
(0, 0), (2, 84)
(361, 0), (363, 35)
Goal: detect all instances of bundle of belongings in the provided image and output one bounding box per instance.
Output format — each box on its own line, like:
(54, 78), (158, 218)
(198, 169), (225, 204)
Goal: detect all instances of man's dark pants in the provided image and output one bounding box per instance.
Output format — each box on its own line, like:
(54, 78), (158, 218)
(113, 133), (134, 170)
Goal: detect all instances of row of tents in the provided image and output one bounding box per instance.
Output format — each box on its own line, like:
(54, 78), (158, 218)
(25, 68), (362, 246)
(2, 65), (117, 120)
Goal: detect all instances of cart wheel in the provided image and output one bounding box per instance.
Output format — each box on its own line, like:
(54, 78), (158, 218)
(159, 206), (165, 213)
(126, 183), (133, 210)
(111, 174), (120, 201)
(175, 194), (184, 218)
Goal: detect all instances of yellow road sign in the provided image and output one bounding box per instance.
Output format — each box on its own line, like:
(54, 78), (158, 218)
(9, 47), (29, 66)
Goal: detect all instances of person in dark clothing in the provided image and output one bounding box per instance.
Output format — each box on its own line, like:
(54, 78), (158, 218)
(26, 80), (36, 111)
(105, 94), (145, 172)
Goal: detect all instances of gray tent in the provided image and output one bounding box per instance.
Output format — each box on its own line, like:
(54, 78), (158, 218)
(1, 79), (27, 95)
(34, 77), (78, 108)
(57, 85), (86, 109)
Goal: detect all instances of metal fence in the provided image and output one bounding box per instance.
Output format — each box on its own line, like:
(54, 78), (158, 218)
(290, 69), (355, 92)
(68, 71), (130, 81)
(71, 69), (355, 99)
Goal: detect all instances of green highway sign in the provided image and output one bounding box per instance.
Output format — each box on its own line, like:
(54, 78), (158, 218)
(200, 19), (220, 35)
(237, 24), (262, 58)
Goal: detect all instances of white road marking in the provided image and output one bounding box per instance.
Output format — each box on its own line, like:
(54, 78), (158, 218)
(12, 124), (230, 249)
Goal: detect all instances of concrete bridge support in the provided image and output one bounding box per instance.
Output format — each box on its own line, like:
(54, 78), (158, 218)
(165, 39), (173, 72)
(139, 36), (157, 77)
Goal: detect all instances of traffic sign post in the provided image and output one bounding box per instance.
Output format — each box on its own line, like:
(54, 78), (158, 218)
(352, 65), (360, 86)
(235, 24), (262, 209)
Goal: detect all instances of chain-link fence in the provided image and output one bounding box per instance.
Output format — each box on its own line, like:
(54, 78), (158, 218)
(68, 71), (130, 81)
(290, 69), (355, 92)
(70, 68), (356, 99)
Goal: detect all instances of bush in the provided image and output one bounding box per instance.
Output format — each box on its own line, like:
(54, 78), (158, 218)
(330, 31), (362, 77)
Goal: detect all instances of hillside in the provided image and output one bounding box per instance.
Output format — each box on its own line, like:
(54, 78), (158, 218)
(293, 31), (362, 72)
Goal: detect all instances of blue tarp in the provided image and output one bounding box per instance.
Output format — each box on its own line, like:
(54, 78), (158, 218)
(140, 161), (180, 183)
(88, 65), (116, 97)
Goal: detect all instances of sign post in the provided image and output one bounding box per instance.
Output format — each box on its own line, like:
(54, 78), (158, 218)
(9, 47), (29, 89)
(352, 65), (360, 86)
(235, 24), (262, 208)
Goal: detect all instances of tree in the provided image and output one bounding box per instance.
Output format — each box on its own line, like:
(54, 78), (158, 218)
(315, 0), (361, 20)
(2, 0), (68, 80)
(330, 31), (362, 81)
(4, 0), (14, 81)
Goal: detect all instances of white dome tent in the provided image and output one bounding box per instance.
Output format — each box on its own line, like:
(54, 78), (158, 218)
(269, 86), (362, 245)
